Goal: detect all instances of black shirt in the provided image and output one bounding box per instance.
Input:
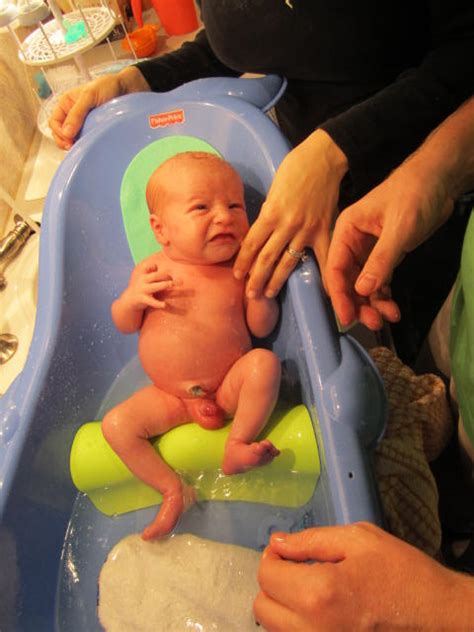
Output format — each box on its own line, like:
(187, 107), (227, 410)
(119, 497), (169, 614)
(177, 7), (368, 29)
(137, 0), (474, 199)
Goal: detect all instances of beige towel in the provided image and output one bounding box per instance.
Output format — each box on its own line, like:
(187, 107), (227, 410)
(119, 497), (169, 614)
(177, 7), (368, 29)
(371, 347), (453, 557)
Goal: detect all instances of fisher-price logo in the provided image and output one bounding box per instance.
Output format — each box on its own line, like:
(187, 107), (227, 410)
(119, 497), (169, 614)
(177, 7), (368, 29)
(149, 109), (186, 128)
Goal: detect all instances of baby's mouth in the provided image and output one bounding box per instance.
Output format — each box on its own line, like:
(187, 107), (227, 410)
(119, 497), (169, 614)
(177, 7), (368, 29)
(209, 232), (236, 243)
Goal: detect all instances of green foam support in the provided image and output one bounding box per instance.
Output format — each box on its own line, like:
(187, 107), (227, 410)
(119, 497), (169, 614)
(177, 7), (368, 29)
(70, 404), (320, 516)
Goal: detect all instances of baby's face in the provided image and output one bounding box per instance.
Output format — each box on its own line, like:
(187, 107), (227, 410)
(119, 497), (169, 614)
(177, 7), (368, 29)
(151, 158), (249, 265)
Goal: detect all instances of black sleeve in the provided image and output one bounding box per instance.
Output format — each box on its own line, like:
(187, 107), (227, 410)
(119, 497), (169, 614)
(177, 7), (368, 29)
(320, 0), (474, 198)
(135, 29), (240, 93)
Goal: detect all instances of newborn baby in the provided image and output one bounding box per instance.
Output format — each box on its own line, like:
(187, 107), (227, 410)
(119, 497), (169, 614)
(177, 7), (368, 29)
(102, 152), (281, 540)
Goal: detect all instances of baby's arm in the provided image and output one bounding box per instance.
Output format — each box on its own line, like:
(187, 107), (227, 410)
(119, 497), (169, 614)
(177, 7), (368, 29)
(112, 256), (173, 333)
(246, 296), (280, 338)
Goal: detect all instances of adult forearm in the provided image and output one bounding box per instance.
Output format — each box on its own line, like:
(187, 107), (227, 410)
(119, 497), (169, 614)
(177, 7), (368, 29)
(442, 566), (474, 630)
(409, 97), (474, 199)
(117, 65), (151, 94)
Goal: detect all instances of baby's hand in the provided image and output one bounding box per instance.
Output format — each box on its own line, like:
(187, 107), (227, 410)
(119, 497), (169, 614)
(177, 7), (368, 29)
(125, 259), (173, 311)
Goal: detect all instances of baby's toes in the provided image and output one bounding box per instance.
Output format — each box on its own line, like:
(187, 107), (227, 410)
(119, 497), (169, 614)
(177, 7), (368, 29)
(254, 440), (271, 455)
(260, 440), (279, 456)
(269, 444), (280, 457)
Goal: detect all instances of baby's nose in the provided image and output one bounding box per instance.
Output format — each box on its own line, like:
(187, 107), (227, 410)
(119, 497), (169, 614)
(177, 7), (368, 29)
(214, 205), (233, 223)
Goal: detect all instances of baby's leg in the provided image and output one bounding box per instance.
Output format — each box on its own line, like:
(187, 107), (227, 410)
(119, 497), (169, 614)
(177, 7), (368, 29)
(216, 348), (281, 475)
(102, 385), (194, 540)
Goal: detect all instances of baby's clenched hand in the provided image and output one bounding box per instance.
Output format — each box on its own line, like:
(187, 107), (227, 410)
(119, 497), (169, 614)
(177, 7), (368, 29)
(125, 260), (173, 311)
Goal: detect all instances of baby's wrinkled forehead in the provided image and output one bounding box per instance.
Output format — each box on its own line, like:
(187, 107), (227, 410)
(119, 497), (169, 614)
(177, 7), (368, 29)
(145, 152), (243, 214)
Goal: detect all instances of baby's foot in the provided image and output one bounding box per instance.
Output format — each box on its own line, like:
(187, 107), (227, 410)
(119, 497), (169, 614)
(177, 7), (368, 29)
(222, 439), (280, 475)
(141, 484), (196, 541)
(186, 398), (226, 430)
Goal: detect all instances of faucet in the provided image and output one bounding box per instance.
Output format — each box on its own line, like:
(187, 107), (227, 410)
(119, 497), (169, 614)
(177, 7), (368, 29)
(0, 214), (35, 290)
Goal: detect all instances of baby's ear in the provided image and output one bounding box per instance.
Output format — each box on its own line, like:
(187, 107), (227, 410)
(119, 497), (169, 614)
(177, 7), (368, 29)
(149, 213), (168, 246)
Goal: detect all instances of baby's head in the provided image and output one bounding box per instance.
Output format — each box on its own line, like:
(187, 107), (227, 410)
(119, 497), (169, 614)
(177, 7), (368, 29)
(146, 152), (249, 265)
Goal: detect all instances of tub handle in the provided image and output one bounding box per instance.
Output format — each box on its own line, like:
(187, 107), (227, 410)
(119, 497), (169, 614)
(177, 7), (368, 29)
(167, 75), (288, 112)
(80, 75), (288, 138)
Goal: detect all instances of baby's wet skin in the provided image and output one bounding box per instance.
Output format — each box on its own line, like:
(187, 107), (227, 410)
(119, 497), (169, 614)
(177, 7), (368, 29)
(142, 484), (197, 541)
(138, 256), (252, 396)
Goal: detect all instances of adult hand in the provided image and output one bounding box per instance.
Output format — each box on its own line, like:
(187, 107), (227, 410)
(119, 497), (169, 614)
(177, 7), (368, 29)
(233, 129), (348, 299)
(48, 66), (150, 150)
(324, 159), (454, 330)
(254, 522), (474, 631)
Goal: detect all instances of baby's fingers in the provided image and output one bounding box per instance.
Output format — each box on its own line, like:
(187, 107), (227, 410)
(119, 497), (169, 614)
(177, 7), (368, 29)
(146, 279), (174, 294)
(141, 295), (167, 309)
(135, 259), (158, 274)
(145, 270), (174, 283)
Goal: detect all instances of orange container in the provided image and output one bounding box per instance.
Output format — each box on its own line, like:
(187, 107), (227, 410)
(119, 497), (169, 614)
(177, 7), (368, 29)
(121, 24), (159, 58)
(150, 0), (198, 35)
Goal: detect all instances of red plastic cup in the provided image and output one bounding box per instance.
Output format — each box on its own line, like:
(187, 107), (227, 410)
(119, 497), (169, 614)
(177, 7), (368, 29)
(150, 0), (199, 35)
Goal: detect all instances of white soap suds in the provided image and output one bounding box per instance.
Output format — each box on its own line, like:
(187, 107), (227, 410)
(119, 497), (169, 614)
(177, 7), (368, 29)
(98, 533), (261, 631)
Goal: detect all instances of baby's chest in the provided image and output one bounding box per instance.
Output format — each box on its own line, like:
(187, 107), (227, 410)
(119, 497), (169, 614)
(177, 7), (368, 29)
(143, 285), (247, 350)
(166, 277), (244, 317)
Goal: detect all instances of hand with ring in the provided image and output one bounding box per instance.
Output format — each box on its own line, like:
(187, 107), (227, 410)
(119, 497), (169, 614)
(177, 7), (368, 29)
(286, 246), (309, 263)
(233, 129), (348, 299)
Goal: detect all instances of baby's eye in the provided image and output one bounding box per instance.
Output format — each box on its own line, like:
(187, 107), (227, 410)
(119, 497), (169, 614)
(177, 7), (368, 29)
(191, 204), (208, 212)
(229, 203), (244, 210)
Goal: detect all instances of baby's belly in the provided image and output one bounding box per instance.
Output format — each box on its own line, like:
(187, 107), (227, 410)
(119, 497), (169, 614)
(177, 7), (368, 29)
(138, 325), (251, 398)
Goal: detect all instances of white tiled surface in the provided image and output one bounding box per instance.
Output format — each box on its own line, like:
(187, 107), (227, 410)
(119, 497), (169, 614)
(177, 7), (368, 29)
(24, 135), (66, 201)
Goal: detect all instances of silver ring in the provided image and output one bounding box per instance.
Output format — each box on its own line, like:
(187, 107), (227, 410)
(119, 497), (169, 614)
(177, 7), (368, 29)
(286, 246), (308, 262)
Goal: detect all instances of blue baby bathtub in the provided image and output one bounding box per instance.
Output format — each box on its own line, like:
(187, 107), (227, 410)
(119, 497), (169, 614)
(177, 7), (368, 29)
(0, 76), (386, 630)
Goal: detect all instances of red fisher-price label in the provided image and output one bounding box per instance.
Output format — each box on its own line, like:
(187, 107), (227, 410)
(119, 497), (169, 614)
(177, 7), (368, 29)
(149, 109), (185, 128)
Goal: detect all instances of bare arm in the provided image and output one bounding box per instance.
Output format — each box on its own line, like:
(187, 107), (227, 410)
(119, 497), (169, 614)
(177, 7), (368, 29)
(409, 96), (474, 198)
(246, 296), (280, 339)
(111, 294), (144, 334)
(111, 257), (173, 334)
(325, 97), (474, 330)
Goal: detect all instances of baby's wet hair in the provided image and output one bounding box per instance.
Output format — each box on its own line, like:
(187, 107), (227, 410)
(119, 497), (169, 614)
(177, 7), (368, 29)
(145, 151), (235, 215)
